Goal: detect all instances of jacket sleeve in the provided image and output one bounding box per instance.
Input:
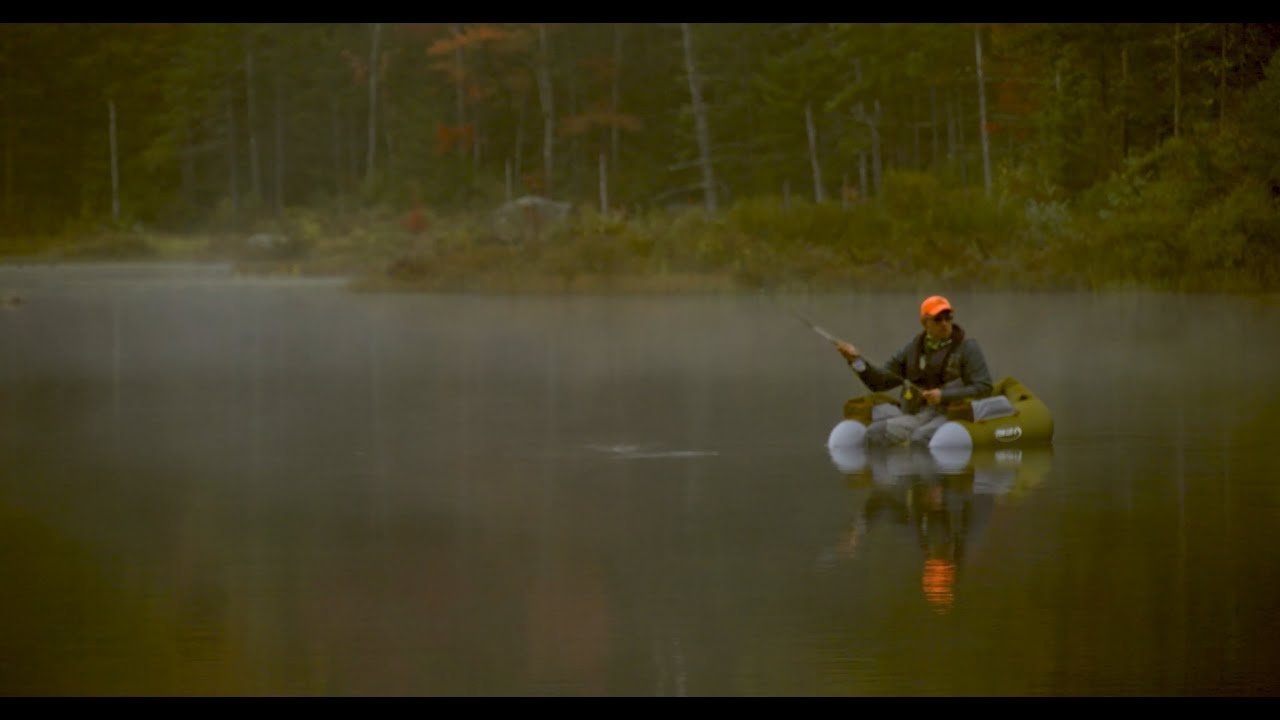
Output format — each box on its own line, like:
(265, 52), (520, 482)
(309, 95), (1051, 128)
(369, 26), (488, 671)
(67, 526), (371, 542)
(939, 338), (994, 403)
(853, 339), (912, 392)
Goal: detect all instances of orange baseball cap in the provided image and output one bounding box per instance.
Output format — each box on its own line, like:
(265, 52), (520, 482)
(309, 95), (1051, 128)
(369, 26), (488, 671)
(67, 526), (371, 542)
(920, 295), (953, 319)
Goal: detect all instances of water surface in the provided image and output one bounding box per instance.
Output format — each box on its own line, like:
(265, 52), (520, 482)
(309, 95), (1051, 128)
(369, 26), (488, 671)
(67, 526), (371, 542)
(0, 264), (1276, 696)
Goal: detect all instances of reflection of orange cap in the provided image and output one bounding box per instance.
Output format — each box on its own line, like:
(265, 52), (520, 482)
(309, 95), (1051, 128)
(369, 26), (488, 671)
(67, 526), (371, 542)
(922, 558), (956, 614)
(920, 295), (953, 319)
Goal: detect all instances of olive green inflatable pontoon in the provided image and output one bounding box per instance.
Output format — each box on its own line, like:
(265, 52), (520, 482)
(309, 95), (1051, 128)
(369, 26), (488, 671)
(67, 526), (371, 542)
(830, 376), (1053, 450)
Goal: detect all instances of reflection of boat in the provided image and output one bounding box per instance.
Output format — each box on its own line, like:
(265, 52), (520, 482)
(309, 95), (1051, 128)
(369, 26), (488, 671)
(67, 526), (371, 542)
(830, 444), (1053, 503)
(824, 444), (1054, 615)
(828, 376), (1053, 450)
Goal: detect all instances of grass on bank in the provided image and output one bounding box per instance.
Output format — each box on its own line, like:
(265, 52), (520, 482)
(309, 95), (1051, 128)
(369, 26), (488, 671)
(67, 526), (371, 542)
(4, 143), (1278, 295)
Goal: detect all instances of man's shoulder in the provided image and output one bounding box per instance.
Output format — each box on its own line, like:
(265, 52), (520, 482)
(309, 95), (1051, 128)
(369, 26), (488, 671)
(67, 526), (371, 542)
(959, 336), (988, 357)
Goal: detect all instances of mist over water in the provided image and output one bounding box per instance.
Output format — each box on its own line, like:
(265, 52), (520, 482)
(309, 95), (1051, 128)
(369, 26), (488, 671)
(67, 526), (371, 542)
(0, 264), (1277, 696)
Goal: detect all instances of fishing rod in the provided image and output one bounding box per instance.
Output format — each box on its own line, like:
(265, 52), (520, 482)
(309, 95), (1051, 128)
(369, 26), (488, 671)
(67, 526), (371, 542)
(786, 305), (925, 396)
(788, 306), (845, 346)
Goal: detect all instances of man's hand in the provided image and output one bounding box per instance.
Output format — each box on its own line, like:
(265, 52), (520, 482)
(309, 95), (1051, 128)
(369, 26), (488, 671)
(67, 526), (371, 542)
(834, 340), (859, 363)
(922, 388), (943, 406)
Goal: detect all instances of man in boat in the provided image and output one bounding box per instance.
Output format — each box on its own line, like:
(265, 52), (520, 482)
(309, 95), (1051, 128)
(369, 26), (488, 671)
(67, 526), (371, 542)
(834, 295), (993, 447)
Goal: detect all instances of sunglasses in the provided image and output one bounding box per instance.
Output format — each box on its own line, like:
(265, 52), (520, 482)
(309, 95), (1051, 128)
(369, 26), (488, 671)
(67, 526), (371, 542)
(930, 312), (954, 322)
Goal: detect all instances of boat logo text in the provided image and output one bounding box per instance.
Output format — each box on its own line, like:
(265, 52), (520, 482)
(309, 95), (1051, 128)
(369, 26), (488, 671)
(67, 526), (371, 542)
(994, 426), (1023, 442)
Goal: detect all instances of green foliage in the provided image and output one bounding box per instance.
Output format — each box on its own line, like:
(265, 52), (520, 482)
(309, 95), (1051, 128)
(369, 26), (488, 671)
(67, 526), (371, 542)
(6, 24), (1280, 292)
(55, 233), (158, 260)
(1182, 181), (1280, 288)
(1238, 47), (1280, 183)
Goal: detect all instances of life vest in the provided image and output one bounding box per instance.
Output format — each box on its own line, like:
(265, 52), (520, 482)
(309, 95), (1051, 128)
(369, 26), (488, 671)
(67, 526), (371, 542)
(899, 325), (966, 412)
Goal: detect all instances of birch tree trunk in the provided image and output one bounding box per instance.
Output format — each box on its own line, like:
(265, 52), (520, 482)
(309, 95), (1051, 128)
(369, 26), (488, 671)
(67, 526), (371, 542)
(568, 68), (579, 187)
(852, 59), (882, 199)
(536, 24), (555, 198)
(1120, 45), (1130, 159)
(108, 99), (119, 222)
(274, 68), (284, 219)
(2, 33), (10, 223)
(182, 123), (195, 213)
(1173, 23), (1182, 139)
(681, 23), (717, 214)
(452, 24), (467, 159)
(3, 110), (10, 224)
(599, 152), (608, 214)
(245, 39), (262, 202)
(611, 23), (623, 170)
(858, 152), (868, 200)
(805, 101), (825, 202)
(871, 99), (882, 199)
(930, 86), (939, 170)
(514, 97), (525, 193)
(912, 92), (921, 169)
(226, 84), (239, 229)
(347, 102), (357, 194)
(365, 22), (381, 183)
(956, 89), (968, 187)
(473, 110), (481, 172)
(1218, 25), (1228, 128)
(331, 93), (343, 214)
(974, 26), (992, 198)
(946, 94), (956, 164)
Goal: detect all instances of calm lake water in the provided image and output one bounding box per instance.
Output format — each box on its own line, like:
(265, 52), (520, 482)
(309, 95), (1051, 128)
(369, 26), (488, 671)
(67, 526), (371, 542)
(0, 263), (1277, 696)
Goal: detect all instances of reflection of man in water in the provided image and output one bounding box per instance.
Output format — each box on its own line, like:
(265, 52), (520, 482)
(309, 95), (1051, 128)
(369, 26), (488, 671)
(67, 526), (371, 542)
(835, 448), (997, 615)
(910, 478), (969, 615)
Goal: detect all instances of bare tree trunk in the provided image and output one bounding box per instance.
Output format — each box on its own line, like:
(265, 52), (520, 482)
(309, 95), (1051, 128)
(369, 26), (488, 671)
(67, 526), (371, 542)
(331, 93), (343, 214)
(870, 99), (883, 199)
(858, 152), (868, 200)
(514, 98), (525, 193)
(912, 92), (921, 169)
(3, 113), (10, 225)
(974, 26), (992, 198)
(611, 23), (623, 170)
(226, 84), (239, 230)
(851, 59), (882, 200)
(956, 89), (968, 187)
(366, 22), (381, 183)
(1219, 25), (1228, 128)
(568, 67), (580, 191)
(681, 23), (718, 214)
(946, 94), (956, 164)
(1120, 45), (1130, 159)
(536, 24), (555, 198)
(1, 34), (10, 224)
(930, 86), (939, 170)
(452, 23), (467, 159)
(374, 64), (396, 177)
(245, 38), (262, 202)
(599, 152), (608, 214)
(347, 102), (357, 194)
(182, 123), (195, 213)
(1173, 23), (1182, 139)
(108, 99), (119, 222)
(274, 68), (284, 219)
(805, 101), (825, 202)
(473, 109), (481, 172)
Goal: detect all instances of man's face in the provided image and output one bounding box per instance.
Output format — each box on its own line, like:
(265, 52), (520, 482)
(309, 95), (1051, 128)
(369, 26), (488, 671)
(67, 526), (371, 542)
(922, 310), (953, 341)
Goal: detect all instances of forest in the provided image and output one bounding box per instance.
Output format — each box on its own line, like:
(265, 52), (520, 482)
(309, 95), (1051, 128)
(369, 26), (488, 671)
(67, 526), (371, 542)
(2, 23), (1279, 292)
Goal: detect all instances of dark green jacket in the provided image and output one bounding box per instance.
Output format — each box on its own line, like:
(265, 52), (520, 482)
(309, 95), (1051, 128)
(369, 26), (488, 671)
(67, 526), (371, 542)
(853, 323), (993, 406)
